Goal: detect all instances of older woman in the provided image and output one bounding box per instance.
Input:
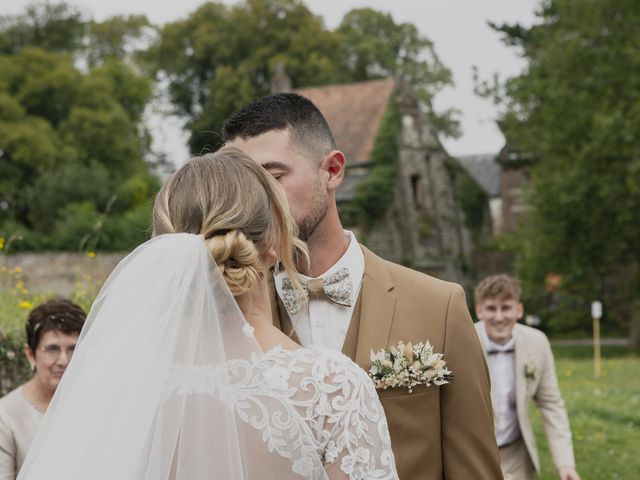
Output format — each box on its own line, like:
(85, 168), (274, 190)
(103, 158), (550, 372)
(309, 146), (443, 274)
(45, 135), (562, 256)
(0, 299), (85, 479)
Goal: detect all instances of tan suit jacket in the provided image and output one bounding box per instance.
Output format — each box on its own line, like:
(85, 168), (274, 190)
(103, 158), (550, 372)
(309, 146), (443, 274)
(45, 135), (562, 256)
(270, 245), (502, 479)
(475, 322), (576, 472)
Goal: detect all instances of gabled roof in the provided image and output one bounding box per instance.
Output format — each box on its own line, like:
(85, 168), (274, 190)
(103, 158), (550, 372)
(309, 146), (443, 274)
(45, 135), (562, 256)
(295, 78), (396, 162)
(455, 154), (501, 197)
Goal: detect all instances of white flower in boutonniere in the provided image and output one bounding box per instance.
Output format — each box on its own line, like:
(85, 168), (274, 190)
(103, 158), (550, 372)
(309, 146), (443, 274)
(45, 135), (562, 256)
(368, 340), (453, 393)
(524, 361), (537, 380)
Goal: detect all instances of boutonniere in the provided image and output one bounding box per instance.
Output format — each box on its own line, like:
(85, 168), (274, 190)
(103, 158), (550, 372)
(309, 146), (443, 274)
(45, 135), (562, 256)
(524, 360), (537, 380)
(369, 340), (453, 393)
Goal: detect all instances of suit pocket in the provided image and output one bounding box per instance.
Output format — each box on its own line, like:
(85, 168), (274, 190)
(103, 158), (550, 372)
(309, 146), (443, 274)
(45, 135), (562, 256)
(376, 383), (440, 398)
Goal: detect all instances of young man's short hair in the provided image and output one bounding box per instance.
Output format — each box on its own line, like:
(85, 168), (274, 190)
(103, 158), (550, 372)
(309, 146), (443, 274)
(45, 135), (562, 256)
(221, 93), (336, 161)
(474, 274), (523, 305)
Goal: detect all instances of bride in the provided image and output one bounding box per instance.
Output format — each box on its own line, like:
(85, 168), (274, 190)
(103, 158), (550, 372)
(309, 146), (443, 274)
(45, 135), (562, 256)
(18, 147), (398, 480)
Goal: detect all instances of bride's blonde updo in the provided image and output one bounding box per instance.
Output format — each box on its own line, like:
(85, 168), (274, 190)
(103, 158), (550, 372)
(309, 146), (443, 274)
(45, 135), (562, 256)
(152, 146), (305, 296)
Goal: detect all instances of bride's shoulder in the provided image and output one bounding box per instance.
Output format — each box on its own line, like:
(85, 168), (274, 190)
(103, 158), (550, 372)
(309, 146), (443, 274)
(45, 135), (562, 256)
(269, 346), (372, 387)
(300, 345), (357, 366)
(270, 345), (357, 366)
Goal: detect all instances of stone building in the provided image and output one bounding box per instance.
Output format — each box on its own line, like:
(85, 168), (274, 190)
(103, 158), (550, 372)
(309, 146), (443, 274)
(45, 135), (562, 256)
(456, 153), (501, 233)
(457, 144), (532, 235)
(10, 77), (488, 295)
(295, 77), (485, 286)
(496, 144), (532, 232)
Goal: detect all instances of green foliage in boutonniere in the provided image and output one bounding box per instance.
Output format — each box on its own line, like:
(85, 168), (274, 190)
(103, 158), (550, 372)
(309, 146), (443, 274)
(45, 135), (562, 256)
(524, 361), (537, 380)
(369, 340), (453, 393)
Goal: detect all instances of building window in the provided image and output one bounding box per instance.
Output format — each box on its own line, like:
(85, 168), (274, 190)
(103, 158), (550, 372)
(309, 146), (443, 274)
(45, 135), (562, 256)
(410, 174), (423, 209)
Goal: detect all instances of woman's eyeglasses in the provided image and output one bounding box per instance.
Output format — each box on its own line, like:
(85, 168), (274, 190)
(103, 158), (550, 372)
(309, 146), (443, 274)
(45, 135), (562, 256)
(39, 345), (76, 360)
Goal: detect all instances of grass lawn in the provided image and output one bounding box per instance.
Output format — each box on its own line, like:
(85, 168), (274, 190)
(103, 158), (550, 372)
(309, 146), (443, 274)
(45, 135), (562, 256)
(533, 345), (639, 480)
(1, 269), (638, 480)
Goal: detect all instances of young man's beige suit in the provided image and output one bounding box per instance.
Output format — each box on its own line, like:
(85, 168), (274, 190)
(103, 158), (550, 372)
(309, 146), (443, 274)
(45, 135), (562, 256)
(475, 321), (576, 475)
(270, 246), (503, 479)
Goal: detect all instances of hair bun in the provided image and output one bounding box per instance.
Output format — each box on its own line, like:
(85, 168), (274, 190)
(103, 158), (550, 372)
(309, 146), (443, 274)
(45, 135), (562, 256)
(205, 231), (262, 296)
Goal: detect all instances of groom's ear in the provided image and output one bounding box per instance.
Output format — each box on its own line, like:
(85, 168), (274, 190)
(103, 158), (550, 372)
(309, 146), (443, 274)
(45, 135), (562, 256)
(321, 150), (345, 192)
(261, 247), (278, 269)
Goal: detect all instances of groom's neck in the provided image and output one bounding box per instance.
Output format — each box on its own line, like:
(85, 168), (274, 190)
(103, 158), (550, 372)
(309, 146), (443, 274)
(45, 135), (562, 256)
(236, 277), (273, 329)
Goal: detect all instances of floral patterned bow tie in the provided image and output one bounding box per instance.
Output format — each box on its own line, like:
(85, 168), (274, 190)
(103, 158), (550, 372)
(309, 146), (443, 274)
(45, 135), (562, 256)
(280, 267), (353, 316)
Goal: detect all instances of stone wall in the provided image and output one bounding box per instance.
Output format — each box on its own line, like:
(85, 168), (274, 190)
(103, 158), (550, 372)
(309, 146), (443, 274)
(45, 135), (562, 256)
(501, 167), (530, 232)
(365, 87), (475, 288)
(2, 252), (127, 296)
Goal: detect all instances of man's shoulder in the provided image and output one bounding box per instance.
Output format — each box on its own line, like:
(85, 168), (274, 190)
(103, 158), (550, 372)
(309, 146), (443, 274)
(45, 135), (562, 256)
(362, 246), (459, 300)
(515, 323), (551, 346)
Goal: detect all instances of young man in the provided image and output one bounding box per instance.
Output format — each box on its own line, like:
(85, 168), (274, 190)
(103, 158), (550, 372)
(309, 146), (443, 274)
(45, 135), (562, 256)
(474, 274), (581, 480)
(223, 93), (502, 479)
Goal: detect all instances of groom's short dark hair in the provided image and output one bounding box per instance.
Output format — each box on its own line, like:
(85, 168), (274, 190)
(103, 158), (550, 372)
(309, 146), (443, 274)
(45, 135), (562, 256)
(221, 93), (337, 160)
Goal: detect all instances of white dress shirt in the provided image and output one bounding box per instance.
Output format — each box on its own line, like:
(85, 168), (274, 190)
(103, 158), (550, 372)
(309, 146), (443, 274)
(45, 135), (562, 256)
(274, 231), (364, 351)
(483, 329), (522, 447)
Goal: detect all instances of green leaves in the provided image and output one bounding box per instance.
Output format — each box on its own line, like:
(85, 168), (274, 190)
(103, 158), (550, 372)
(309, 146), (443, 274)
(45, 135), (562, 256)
(491, 0), (640, 335)
(345, 101), (400, 232)
(150, 0), (346, 152)
(0, 4), (157, 252)
(149, 0), (456, 152)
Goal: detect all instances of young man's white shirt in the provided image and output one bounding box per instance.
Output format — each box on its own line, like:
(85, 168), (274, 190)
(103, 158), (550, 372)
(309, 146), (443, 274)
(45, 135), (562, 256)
(274, 231), (364, 351)
(482, 327), (522, 447)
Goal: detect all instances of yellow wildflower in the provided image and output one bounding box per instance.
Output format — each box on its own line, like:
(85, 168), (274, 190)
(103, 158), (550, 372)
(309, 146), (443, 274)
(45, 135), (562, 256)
(19, 300), (33, 310)
(0, 237), (4, 249)
(86, 251), (96, 258)
(21, 288), (29, 295)
(14, 267), (22, 274)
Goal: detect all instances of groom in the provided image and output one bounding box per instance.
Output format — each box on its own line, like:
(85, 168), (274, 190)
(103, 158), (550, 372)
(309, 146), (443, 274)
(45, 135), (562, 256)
(223, 93), (502, 479)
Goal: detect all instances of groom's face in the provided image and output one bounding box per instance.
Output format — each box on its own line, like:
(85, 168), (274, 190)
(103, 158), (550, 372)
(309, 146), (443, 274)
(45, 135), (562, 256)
(226, 129), (328, 241)
(475, 297), (523, 345)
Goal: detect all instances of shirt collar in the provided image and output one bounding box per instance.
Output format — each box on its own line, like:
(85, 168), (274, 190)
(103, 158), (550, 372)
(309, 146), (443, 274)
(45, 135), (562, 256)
(485, 335), (515, 353)
(274, 230), (365, 291)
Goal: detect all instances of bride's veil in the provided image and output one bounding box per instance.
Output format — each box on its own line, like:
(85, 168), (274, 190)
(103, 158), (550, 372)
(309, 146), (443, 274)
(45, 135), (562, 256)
(18, 233), (320, 479)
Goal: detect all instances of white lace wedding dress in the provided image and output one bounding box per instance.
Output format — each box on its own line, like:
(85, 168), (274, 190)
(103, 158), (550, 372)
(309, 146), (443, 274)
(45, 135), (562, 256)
(166, 345), (397, 479)
(18, 235), (398, 480)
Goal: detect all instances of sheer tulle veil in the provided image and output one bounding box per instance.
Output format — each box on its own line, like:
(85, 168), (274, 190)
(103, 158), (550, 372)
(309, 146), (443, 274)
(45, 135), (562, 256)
(18, 233), (318, 479)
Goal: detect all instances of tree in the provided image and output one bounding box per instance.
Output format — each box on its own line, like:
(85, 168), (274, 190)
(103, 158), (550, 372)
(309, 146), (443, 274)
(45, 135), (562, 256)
(0, 3), (157, 252)
(85, 15), (152, 68)
(148, 0), (345, 152)
(149, 0), (457, 152)
(0, 2), (85, 54)
(337, 8), (459, 137)
(487, 0), (640, 346)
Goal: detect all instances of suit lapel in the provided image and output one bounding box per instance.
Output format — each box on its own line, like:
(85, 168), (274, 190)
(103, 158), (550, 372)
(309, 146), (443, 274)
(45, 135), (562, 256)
(277, 295), (302, 345)
(352, 246), (396, 368)
(514, 325), (527, 417)
(341, 291), (362, 359)
(267, 273), (301, 345)
(476, 323), (499, 421)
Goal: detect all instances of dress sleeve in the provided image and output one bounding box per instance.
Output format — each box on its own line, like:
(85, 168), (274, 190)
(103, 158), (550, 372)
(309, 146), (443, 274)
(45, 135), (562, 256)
(0, 413), (16, 480)
(320, 356), (398, 480)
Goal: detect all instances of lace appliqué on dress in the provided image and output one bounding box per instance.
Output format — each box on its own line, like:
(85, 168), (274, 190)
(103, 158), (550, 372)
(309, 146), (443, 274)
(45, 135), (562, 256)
(163, 346), (397, 480)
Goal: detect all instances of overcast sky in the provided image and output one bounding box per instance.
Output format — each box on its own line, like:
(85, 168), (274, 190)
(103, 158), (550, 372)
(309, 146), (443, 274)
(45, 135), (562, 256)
(3, 0), (540, 164)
